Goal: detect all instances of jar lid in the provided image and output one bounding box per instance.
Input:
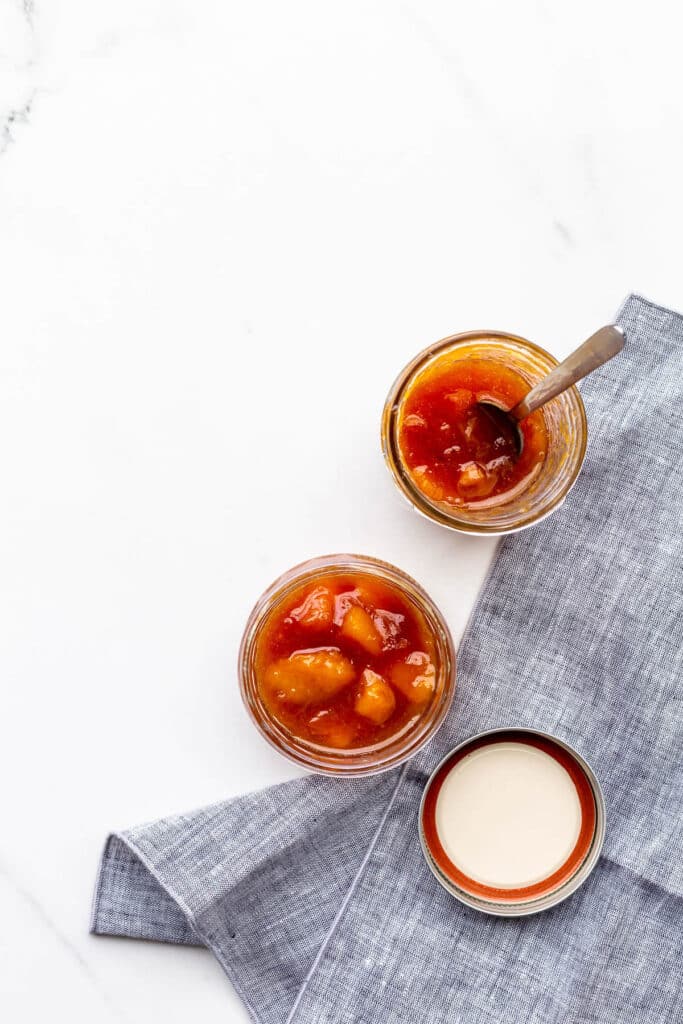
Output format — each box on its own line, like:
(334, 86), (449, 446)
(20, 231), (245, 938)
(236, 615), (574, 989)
(419, 727), (605, 916)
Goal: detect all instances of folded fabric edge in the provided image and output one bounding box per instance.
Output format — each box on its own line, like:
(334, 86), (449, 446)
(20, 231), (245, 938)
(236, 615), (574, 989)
(618, 291), (683, 319)
(91, 832), (266, 1022)
(90, 832), (202, 946)
(90, 763), (412, 1024)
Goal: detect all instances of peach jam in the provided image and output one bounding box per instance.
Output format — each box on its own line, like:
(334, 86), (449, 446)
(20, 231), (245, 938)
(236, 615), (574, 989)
(397, 355), (548, 507)
(254, 570), (441, 752)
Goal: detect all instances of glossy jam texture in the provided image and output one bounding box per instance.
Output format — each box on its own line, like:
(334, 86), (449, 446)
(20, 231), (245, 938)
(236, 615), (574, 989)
(255, 572), (439, 751)
(397, 355), (548, 506)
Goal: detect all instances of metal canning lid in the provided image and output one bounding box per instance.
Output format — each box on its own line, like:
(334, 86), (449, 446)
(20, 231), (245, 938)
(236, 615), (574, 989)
(419, 727), (606, 917)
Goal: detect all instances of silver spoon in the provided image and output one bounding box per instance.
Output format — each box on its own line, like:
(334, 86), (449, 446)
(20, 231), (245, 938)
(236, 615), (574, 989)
(478, 324), (625, 454)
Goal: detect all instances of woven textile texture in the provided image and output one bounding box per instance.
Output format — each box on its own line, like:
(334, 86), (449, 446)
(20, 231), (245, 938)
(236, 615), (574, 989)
(92, 294), (683, 1024)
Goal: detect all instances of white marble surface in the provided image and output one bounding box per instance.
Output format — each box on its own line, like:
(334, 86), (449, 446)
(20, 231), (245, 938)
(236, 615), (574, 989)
(1, 2), (681, 1020)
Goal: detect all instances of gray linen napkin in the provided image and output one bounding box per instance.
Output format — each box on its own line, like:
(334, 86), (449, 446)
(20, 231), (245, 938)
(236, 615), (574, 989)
(92, 294), (683, 1024)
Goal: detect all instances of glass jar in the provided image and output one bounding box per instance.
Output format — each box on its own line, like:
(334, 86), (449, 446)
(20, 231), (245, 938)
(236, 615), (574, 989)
(381, 331), (588, 535)
(238, 554), (456, 776)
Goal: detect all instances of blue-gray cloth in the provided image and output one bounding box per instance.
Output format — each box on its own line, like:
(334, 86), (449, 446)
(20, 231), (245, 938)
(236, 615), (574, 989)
(91, 294), (683, 1024)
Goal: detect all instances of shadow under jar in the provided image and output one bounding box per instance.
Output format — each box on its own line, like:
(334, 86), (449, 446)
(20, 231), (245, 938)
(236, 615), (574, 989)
(381, 331), (588, 535)
(239, 555), (456, 775)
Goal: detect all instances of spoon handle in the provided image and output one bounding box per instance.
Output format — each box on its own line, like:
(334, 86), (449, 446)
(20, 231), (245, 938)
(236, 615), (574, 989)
(511, 325), (625, 421)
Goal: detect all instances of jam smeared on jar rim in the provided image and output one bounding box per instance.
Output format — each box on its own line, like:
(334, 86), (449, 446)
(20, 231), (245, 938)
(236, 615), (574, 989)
(255, 572), (439, 752)
(397, 356), (548, 506)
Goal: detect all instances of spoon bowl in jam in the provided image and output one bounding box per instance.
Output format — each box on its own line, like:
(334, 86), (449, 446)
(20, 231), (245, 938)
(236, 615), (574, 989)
(476, 325), (625, 456)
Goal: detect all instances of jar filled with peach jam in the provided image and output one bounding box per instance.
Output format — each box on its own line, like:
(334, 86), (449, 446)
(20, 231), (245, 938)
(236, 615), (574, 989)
(239, 555), (455, 775)
(382, 331), (588, 535)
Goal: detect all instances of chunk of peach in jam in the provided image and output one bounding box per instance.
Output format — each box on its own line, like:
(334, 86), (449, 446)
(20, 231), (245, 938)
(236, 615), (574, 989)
(340, 605), (382, 656)
(389, 651), (436, 705)
(308, 708), (358, 748)
(397, 356), (547, 506)
(265, 649), (355, 704)
(355, 669), (396, 724)
(287, 586), (333, 629)
(254, 571), (439, 751)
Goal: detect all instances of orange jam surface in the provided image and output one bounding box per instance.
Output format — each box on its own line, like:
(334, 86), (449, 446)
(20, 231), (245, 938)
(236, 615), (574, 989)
(398, 356), (548, 505)
(255, 572), (439, 751)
